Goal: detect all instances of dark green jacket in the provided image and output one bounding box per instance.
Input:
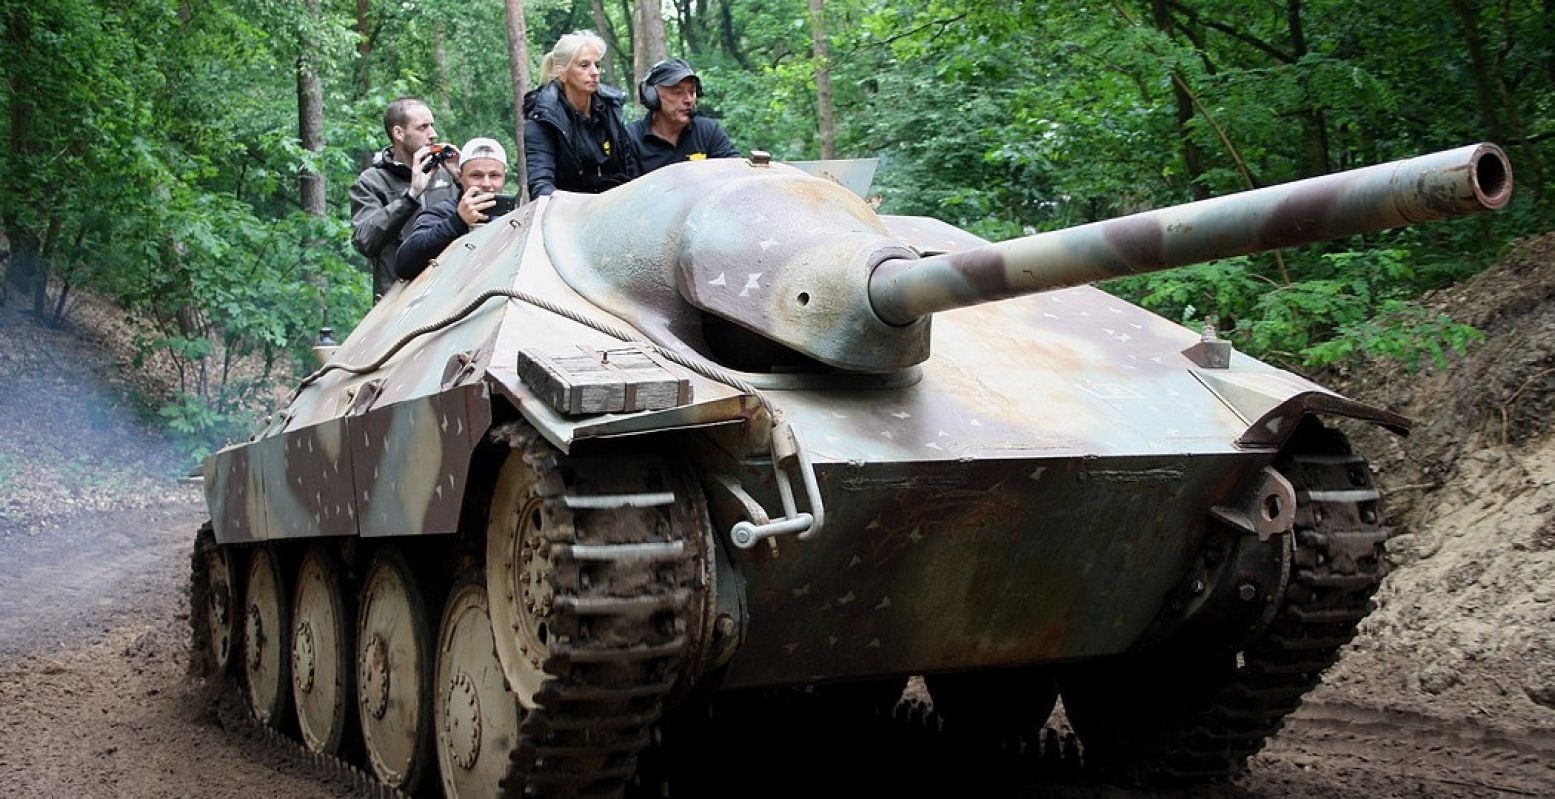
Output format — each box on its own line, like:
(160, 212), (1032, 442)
(349, 147), (457, 297)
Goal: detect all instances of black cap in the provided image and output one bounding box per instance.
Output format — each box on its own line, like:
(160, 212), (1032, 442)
(646, 58), (698, 88)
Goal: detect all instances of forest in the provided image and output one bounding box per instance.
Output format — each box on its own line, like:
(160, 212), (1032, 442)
(1, 0), (1552, 456)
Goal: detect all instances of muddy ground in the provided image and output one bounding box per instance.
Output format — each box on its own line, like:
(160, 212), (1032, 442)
(2, 236), (1554, 798)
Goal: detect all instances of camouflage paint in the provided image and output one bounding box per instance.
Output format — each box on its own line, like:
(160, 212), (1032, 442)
(201, 147), (1510, 690)
(542, 160), (931, 372)
(715, 453), (1254, 686)
(205, 206), (536, 543)
(870, 143), (1512, 327)
(783, 158), (879, 198)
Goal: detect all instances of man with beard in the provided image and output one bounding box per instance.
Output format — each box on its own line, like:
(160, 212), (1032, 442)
(349, 97), (461, 298)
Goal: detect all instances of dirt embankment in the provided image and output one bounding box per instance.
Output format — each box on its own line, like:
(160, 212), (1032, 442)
(1318, 232), (1555, 733)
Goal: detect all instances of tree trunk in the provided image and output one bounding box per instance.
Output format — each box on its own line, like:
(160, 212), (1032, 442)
(354, 0), (372, 93)
(616, 0), (636, 84)
(1448, 0), (1507, 142)
(1152, 0), (1203, 196)
(299, 0), (327, 340)
(432, 22), (452, 114)
(672, 0), (699, 56)
(298, 0), (327, 218)
(504, 0), (532, 201)
(718, 0), (750, 69)
(633, 0), (668, 90)
(1546, 0), (1555, 88)
(588, 0), (622, 88)
(3, 7), (42, 304)
(808, 0), (835, 159)
(33, 216), (59, 318)
(1286, 0), (1331, 176)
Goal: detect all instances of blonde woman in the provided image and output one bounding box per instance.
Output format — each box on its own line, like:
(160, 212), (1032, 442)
(523, 31), (639, 198)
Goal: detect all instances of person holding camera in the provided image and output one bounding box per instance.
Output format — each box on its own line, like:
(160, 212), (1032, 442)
(394, 138), (511, 282)
(522, 31), (639, 198)
(628, 58), (739, 174)
(349, 97), (461, 298)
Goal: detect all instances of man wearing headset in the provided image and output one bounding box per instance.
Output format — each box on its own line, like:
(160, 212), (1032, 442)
(628, 58), (740, 173)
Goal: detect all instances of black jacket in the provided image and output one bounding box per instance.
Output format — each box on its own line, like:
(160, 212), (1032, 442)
(627, 115), (740, 174)
(523, 80), (639, 197)
(394, 197), (468, 281)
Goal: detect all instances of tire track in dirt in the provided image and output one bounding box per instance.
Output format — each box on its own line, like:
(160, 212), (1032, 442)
(0, 501), (364, 798)
(3, 501), (1555, 797)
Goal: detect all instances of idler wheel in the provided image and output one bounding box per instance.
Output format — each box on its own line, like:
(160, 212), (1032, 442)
(434, 576), (522, 798)
(356, 548), (434, 793)
(197, 528), (240, 675)
(243, 546), (292, 728)
(291, 546), (354, 754)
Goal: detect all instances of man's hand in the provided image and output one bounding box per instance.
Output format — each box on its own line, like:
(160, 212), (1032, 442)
(458, 186), (496, 226)
(409, 144), (460, 198)
(409, 145), (436, 198)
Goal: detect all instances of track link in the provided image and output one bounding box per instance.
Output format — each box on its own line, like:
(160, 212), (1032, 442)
(1130, 431), (1391, 783)
(190, 425), (707, 798)
(191, 531), (409, 798)
(498, 428), (705, 798)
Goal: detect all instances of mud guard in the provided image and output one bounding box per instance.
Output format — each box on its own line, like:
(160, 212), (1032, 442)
(1192, 369), (1411, 447)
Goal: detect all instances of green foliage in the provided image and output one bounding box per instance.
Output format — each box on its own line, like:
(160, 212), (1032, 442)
(157, 393), (241, 462)
(1303, 302), (1484, 372)
(1112, 247), (1487, 372)
(2, 0), (1552, 461)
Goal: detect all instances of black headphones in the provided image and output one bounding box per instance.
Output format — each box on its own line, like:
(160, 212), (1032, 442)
(638, 58), (703, 113)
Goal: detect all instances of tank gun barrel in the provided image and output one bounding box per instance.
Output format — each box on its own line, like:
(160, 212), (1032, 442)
(869, 143), (1513, 326)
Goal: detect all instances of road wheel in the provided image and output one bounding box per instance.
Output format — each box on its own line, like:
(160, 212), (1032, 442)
(434, 576), (522, 798)
(291, 546), (354, 754)
(1061, 418), (1390, 785)
(243, 546), (292, 727)
(480, 423), (712, 794)
(356, 548), (435, 793)
(485, 449), (562, 712)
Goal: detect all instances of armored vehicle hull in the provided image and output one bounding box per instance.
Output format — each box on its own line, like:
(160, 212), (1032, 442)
(193, 145), (1510, 795)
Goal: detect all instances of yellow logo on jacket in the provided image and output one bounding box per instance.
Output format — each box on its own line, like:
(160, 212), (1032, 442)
(603, 140), (612, 155)
(688, 153), (707, 161)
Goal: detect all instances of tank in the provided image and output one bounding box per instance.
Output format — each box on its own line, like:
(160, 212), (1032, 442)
(191, 143), (1512, 796)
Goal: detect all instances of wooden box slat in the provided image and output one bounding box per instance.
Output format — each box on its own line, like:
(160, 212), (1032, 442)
(517, 344), (692, 416)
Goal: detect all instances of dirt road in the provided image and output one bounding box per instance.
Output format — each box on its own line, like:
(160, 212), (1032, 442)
(3, 242), (1554, 797)
(0, 499), (362, 798)
(1, 499), (1551, 798)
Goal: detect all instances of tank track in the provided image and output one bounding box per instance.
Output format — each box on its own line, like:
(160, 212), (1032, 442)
(771, 428), (1387, 788)
(498, 428), (703, 797)
(640, 681), (1086, 795)
(191, 426), (1382, 794)
(1098, 432), (1391, 783)
(190, 530), (409, 799)
(189, 428), (704, 798)
(219, 695), (410, 798)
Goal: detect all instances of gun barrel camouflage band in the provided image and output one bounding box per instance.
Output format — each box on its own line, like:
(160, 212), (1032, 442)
(869, 143), (1512, 326)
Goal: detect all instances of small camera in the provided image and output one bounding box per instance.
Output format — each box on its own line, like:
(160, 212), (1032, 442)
(422, 143), (457, 173)
(486, 195), (517, 217)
